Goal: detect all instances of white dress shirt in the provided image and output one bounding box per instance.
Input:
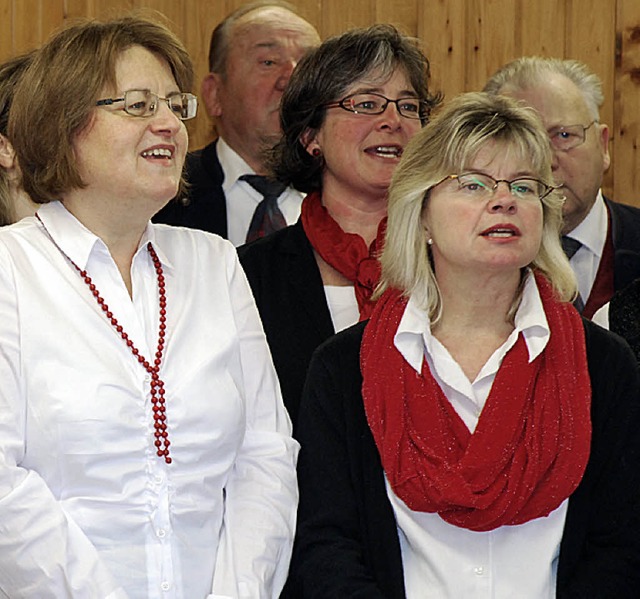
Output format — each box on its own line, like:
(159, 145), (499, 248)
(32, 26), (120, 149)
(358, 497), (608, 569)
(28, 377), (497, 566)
(324, 285), (359, 333)
(565, 191), (608, 304)
(388, 272), (568, 598)
(0, 202), (299, 599)
(217, 138), (304, 247)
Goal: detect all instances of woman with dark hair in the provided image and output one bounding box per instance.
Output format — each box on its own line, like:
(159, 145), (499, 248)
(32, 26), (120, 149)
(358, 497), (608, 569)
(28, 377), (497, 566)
(0, 14), (297, 598)
(238, 24), (440, 428)
(289, 92), (640, 596)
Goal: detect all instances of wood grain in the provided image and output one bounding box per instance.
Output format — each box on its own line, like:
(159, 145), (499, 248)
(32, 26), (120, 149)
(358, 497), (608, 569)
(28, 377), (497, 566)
(0, 0), (637, 205)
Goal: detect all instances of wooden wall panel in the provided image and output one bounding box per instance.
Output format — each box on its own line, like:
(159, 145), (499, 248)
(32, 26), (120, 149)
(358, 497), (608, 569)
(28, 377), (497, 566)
(375, 0), (417, 37)
(520, 0), (566, 57)
(321, 0), (375, 37)
(565, 0), (616, 196)
(0, 0), (638, 205)
(0, 0), (12, 60)
(470, 0), (517, 87)
(420, 0), (466, 104)
(615, 0), (640, 204)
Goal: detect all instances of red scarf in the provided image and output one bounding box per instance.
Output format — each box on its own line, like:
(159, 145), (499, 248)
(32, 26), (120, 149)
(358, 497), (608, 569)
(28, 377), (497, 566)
(361, 272), (592, 532)
(301, 192), (385, 320)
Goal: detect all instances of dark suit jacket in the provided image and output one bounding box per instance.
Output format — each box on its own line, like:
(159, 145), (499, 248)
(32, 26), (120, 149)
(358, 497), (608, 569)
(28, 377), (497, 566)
(238, 220), (334, 429)
(606, 197), (640, 292)
(609, 278), (640, 362)
(286, 319), (640, 598)
(154, 139), (228, 237)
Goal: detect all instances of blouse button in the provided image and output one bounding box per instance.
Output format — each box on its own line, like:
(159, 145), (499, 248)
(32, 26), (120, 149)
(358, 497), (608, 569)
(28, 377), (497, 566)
(161, 581), (170, 591)
(474, 566), (484, 576)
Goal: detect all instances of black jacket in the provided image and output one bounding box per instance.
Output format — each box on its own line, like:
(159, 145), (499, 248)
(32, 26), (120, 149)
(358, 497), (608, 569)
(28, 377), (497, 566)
(287, 319), (640, 597)
(154, 139), (228, 237)
(238, 220), (333, 429)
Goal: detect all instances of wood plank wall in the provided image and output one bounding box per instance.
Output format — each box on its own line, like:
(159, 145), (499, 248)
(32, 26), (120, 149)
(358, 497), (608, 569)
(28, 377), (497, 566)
(1, 0), (639, 206)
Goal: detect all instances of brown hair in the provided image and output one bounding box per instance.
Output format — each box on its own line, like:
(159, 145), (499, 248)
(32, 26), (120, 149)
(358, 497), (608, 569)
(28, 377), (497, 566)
(9, 13), (194, 203)
(0, 51), (35, 225)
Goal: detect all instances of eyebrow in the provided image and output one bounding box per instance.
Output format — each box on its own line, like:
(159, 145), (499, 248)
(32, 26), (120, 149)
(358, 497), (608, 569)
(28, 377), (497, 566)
(349, 86), (418, 97)
(251, 40), (283, 51)
(462, 168), (539, 178)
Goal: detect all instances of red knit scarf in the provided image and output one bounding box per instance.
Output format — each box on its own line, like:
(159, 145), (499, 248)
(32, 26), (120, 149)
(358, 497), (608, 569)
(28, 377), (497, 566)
(360, 272), (592, 532)
(301, 191), (385, 320)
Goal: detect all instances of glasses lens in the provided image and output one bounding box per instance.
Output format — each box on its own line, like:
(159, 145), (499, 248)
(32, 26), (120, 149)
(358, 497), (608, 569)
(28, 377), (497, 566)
(548, 124), (586, 151)
(397, 98), (424, 119)
(168, 93), (197, 120)
(346, 94), (386, 115)
(510, 178), (544, 200)
(456, 173), (494, 196)
(124, 90), (154, 117)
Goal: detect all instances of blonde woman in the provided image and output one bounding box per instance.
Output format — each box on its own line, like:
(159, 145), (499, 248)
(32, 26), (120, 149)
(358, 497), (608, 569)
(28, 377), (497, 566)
(288, 92), (640, 597)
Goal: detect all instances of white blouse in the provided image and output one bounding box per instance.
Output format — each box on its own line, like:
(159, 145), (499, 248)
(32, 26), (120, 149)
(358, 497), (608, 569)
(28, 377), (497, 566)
(0, 202), (298, 599)
(389, 272), (568, 598)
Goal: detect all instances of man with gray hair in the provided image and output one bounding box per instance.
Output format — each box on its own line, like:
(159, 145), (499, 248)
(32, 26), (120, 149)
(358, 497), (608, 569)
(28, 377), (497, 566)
(155, 1), (320, 245)
(485, 57), (640, 318)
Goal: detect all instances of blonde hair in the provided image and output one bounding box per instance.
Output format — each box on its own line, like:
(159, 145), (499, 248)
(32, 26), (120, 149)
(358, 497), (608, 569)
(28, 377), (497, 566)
(378, 91), (576, 321)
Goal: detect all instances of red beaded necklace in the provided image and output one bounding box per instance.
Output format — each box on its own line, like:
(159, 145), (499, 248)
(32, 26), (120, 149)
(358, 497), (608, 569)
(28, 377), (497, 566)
(37, 215), (172, 463)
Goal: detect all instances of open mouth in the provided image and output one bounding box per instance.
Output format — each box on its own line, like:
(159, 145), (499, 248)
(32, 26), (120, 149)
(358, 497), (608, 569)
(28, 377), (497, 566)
(365, 145), (403, 159)
(141, 148), (173, 159)
(481, 227), (519, 238)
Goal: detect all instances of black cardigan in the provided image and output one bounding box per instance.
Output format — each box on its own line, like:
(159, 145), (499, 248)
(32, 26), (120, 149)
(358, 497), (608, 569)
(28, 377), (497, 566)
(238, 220), (334, 429)
(286, 319), (640, 598)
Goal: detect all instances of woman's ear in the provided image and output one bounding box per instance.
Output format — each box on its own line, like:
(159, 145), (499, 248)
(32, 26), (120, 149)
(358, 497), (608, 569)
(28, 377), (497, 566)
(0, 134), (16, 170)
(300, 128), (320, 157)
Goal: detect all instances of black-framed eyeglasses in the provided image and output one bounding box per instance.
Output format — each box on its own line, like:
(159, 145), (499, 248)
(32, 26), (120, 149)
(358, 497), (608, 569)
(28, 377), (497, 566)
(547, 120), (597, 151)
(95, 89), (198, 121)
(324, 92), (430, 120)
(430, 172), (558, 201)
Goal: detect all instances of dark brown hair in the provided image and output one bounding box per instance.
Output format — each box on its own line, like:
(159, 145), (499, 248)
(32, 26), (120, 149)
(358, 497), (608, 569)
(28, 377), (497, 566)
(270, 24), (442, 193)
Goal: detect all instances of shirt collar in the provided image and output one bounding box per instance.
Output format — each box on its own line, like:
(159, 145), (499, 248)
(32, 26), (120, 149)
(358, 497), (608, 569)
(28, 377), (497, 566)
(395, 270), (550, 374)
(216, 137), (256, 193)
(36, 201), (170, 272)
(565, 190), (607, 257)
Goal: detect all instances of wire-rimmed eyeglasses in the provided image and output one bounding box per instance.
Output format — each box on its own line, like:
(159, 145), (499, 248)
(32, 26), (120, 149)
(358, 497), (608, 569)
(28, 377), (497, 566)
(96, 89), (198, 121)
(547, 120), (597, 151)
(324, 92), (430, 120)
(429, 172), (558, 201)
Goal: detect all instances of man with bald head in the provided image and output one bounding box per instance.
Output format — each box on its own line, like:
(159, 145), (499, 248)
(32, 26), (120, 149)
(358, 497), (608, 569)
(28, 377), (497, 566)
(485, 57), (640, 318)
(155, 1), (320, 245)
